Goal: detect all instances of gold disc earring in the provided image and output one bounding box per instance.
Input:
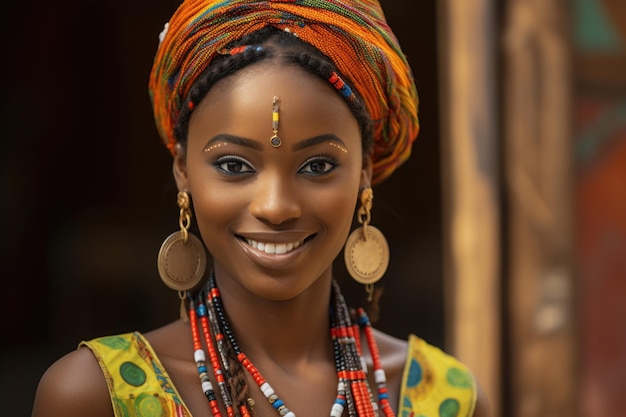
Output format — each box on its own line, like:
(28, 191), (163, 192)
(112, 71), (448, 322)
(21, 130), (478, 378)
(344, 187), (390, 301)
(157, 191), (207, 320)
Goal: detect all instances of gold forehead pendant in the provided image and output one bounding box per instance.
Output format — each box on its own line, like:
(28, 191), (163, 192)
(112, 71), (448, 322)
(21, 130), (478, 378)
(270, 96), (281, 148)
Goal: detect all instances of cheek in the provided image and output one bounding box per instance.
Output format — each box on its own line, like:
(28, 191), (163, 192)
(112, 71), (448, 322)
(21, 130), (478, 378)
(305, 184), (359, 233)
(188, 185), (248, 264)
(191, 185), (244, 226)
(185, 163), (244, 233)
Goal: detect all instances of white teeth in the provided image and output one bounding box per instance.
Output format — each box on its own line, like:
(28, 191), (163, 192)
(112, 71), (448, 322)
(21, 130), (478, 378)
(245, 238), (305, 254)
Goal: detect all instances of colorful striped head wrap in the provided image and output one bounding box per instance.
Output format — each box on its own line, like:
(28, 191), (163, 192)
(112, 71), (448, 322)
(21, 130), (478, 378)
(149, 0), (419, 184)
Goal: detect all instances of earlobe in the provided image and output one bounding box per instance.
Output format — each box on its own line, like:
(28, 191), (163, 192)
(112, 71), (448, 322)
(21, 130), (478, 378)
(172, 143), (189, 192)
(360, 154), (373, 189)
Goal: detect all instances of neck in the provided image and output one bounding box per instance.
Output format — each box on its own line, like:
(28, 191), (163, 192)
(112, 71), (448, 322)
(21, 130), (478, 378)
(210, 267), (334, 364)
(187, 269), (395, 417)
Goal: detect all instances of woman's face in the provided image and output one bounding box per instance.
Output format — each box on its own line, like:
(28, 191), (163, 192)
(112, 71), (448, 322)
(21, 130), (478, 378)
(174, 61), (370, 302)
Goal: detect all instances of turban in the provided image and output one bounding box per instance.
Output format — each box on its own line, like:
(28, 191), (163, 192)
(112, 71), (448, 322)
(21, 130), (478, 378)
(149, 0), (419, 185)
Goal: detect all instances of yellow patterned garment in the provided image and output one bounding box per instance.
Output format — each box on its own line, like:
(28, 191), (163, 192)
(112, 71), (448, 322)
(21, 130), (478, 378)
(398, 335), (477, 417)
(80, 332), (476, 417)
(80, 333), (191, 417)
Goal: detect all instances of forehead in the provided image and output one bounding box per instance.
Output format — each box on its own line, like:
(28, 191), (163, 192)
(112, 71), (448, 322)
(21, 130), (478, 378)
(187, 62), (361, 149)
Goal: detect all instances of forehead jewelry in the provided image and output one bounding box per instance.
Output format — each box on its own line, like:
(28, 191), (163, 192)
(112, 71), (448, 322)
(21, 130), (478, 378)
(270, 96), (281, 148)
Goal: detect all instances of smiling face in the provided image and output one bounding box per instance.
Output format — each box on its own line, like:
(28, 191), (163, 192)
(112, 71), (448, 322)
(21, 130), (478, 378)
(173, 61), (371, 302)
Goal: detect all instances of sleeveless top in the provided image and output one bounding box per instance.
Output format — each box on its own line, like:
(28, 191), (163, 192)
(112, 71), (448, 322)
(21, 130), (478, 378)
(80, 332), (476, 417)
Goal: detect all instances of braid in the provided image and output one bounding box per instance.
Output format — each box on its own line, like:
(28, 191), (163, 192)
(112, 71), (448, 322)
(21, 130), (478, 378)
(174, 45), (269, 145)
(285, 50), (373, 155)
(174, 27), (374, 157)
(174, 26), (279, 146)
(226, 344), (256, 416)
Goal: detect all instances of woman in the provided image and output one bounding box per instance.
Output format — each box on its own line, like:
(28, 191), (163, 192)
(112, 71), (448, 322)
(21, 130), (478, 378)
(32, 1), (489, 416)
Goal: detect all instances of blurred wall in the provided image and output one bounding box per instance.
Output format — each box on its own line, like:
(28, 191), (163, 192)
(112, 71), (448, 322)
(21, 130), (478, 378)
(573, 0), (626, 414)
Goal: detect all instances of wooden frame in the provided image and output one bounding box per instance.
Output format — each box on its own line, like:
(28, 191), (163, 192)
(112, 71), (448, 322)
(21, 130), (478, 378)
(502, 0), (578, 416)
(437, 1), (501, 415)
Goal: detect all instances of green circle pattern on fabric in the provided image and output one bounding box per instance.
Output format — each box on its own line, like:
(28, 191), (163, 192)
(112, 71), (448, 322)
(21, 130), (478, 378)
(113, 398), (131, 417)
(120, 361), (147, 387)
(99, 336), (131, 350)
(134, 393), (164, 417)
(446, 366), (473, 389)
(439, 398), (460, 417)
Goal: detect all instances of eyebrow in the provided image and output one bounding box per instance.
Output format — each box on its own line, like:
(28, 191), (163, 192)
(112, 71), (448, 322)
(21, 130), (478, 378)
(203, 133), (350, 152)
(291, 134), (349, 152)
(203, 134), (263, 152)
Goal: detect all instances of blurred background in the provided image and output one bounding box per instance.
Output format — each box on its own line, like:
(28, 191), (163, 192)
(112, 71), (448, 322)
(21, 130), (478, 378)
(0, 0), (624, 416)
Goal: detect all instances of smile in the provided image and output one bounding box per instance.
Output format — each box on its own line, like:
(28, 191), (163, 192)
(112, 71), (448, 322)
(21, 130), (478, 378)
(244, 238), (305, 254)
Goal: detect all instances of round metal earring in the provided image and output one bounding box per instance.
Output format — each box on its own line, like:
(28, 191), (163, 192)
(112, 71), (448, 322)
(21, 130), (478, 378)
(157, 191), (207, 319)
(344, 188), (390, 301)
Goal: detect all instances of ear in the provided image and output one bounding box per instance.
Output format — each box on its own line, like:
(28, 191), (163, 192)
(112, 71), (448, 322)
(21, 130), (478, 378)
(172, 143), (189, 192)
(360, 153), (373, 190)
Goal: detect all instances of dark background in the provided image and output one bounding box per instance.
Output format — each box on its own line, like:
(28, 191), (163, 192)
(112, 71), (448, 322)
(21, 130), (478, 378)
(0, 1), (441, 414)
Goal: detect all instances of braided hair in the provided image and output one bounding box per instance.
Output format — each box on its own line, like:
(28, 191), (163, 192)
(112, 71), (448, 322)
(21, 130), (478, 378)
(173, 26), (373, 158)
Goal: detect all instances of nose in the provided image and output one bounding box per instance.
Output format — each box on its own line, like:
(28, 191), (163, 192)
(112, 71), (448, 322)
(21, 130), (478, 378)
(248, 173), (302, 225)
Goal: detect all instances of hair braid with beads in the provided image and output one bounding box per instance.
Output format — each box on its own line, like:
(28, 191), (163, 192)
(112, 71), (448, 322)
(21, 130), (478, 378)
(173, 26), (373, 158)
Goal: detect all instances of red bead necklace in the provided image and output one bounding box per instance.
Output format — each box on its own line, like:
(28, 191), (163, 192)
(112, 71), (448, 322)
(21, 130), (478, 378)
(188, 273), (396, 417)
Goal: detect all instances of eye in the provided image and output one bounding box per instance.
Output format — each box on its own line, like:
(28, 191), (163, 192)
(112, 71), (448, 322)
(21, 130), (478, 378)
(214, 156), (255, 175)
(298, 156), (338, 176)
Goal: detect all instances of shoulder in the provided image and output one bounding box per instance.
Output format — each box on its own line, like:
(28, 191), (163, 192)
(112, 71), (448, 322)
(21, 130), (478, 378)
(32, 346), (114, 417)
(371, 327), (408, 374)
(471, 380), (492, 417)
(365, 328), (407, 412)
(143, 319), (193, 359)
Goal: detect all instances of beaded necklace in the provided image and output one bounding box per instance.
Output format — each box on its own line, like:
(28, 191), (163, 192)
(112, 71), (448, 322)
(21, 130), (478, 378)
(188, 272), (396, 417)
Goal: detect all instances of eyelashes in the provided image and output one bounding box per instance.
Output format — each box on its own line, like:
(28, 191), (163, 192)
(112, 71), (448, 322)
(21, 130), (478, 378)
(297, 154), (339, 176)
(212, 154), (340, 177)
(213, 155), (254, 176)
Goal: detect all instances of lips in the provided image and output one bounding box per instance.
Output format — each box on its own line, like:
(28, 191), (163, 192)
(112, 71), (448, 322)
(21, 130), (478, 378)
(245, 238), (304, 254)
